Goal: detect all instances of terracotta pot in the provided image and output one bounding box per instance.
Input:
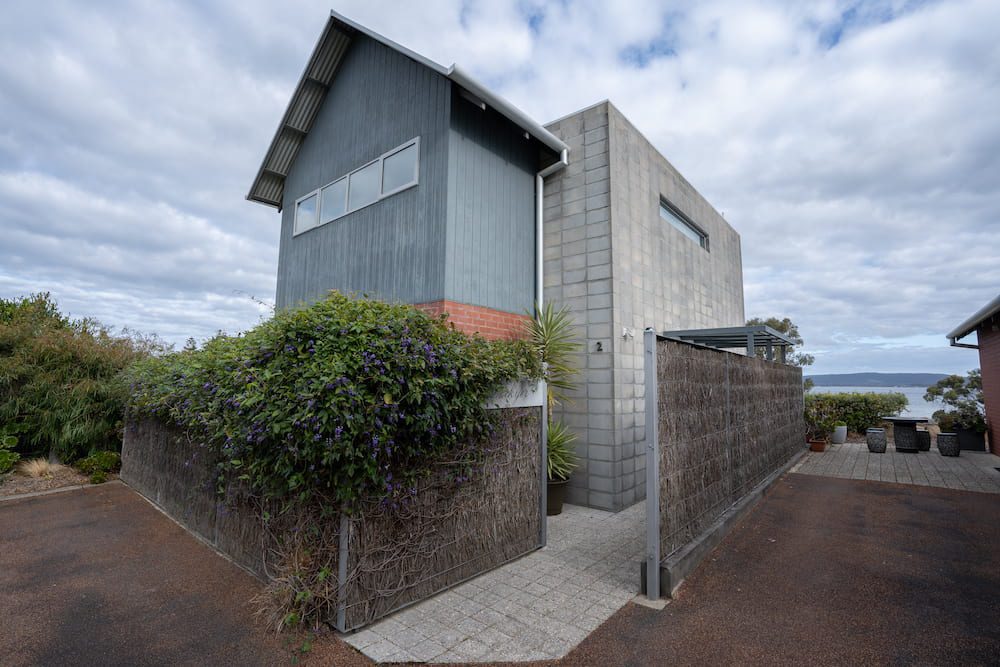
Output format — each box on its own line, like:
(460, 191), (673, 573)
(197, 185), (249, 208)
(808, 438), (828, 452)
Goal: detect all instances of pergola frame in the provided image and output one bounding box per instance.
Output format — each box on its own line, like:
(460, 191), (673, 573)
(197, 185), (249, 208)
(661, 325), (796, 363)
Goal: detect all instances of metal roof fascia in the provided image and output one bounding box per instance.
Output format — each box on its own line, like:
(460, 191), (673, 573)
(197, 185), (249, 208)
(947, 294), (1000, 342)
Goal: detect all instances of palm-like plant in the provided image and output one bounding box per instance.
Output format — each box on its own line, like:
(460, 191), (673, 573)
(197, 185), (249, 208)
(527, 303), (582, 483)
(526, 302), (581, 413)
(546, 421), (578, 481)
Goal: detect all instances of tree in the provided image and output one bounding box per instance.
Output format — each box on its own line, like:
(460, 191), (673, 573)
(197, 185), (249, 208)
(924, 369), (985, 431)
(745, 316), (815, 368)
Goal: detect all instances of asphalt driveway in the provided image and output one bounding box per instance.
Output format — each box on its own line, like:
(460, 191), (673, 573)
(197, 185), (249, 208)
(0, 482), (366, 667)
(3, 474), (999, 666)
(565, 473), (1000, 666)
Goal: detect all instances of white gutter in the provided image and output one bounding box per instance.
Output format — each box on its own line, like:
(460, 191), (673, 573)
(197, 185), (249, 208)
(535, 149), (569, 313)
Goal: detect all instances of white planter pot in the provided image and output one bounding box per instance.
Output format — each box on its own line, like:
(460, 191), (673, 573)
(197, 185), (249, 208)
(831, 425), (848, 444)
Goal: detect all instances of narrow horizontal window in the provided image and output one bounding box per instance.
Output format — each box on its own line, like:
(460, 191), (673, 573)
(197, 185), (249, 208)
(292, 138), (421, 236)
(294, 193), (318, 234)
(320, 178), (347, 224)
(348, 161), (381, 211)
(659, 199), (708, 250)
(381, 142), (418, 195)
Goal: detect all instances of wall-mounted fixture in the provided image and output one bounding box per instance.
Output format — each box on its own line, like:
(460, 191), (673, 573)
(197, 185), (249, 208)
(622, 327), (635, 340)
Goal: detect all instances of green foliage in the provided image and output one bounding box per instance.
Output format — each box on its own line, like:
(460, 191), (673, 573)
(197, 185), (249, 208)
(526, 302), (582, 411)
(127, 292), (541, 512)
(546, 421), (578, 481)
(925, 370), (985, 432)
(75, 451), (122, 475)
(0, 293), (160, 461)
(0, 435), (19, 474)
(89, 471), (108, 484)
(746, 316), (814, 367)
(804, 392), (907, 436)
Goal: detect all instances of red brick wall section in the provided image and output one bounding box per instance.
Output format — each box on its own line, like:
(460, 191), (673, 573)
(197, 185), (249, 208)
(977, 316), (1000, 455)
(415, 300), (530, 341)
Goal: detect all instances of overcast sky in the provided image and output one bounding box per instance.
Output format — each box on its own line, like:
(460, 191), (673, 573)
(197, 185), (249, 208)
(2, 0), (997, 375)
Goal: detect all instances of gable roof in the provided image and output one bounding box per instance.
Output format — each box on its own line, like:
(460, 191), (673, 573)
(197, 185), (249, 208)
(247, 10), (568, 209)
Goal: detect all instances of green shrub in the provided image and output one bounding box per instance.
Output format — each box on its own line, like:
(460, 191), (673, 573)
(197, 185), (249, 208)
(804, 392), (907, 434)
(89, 471), (108, 484)
(0, 293), (158, 461)
(75, 451), (122, 475)
(127, 292), (541, 512)
(925, 370), (986, 433)
(0, 435), (19, 474)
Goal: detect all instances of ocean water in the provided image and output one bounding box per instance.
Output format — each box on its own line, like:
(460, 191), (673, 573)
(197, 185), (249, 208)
(810, 385), (944, 418)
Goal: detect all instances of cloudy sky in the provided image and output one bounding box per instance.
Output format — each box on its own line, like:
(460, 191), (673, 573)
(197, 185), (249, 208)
(2, 0), (997, 374)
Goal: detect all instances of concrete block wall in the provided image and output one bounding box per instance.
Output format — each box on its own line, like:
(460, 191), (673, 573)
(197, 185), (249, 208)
(543, 103), (617, 509)
(543, 100), (745, 511)
(606, 103), (745, 509)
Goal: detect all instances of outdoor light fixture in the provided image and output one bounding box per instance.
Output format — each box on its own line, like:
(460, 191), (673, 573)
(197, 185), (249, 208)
(622, 327), (635, 340)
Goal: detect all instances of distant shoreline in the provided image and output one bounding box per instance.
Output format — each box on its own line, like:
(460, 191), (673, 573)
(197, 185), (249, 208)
(806, 372), (949, 388)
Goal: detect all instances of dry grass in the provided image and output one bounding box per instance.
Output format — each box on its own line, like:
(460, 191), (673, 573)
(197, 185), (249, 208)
(18, 458), (56, 478)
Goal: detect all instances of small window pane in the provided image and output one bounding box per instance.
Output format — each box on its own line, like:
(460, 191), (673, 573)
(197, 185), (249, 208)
(320, 178), (347, 224)
(295, 194), (317, 233)
(382, 143), (417, 194)
(348, 161), (380, 210)
(659, 202), (706, 248)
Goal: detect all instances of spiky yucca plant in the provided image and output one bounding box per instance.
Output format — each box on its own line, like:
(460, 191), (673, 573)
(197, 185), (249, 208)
(526, 302), (581, 413)
(546, 421), (578, 481)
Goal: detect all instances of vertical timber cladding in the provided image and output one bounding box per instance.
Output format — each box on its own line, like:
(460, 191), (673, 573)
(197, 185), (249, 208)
(655, 338), (803, 559)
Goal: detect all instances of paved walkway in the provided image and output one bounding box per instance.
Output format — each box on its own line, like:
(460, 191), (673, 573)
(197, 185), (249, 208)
(343, 502), (645, 663)
(791, 441), (1000, 493)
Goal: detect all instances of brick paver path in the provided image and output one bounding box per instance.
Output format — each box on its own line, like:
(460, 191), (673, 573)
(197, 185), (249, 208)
(792, 441), (1000, 493)
(342, 503), (644, 663)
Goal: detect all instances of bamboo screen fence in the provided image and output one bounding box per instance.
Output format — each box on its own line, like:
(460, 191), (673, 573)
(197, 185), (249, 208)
(121, 406), (543, 631)
(649, 336), (804, 565)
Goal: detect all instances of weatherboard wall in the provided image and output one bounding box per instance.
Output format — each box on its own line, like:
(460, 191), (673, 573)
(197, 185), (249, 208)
(276, 34), (451, 309)
(444, 95), (538, 315)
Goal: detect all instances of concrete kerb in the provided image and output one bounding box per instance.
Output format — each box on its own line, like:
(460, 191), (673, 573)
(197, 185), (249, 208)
(641, 448), (807, 598)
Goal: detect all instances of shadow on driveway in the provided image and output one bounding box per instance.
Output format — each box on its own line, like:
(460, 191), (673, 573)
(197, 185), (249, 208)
(564, 473), (1000, 666)
(0, 482), (368, 667)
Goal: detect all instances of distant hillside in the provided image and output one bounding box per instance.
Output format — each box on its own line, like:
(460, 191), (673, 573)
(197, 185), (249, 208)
(806, 372), (950, 387)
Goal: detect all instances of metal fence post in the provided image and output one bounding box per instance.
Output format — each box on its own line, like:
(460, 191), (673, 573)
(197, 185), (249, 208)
(540, 380), (548, 548)
(644, 329), (661, 600)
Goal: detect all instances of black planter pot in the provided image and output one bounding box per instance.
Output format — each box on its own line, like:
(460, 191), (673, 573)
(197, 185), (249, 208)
(916, 430), (931, 451)
(956, 427), (986, 451)
(547, 478), (568, 516)
(937, 432), (960, 457)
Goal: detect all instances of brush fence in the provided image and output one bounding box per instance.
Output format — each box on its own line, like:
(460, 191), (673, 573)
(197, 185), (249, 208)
(644, 333), (803, 596)
(121, 382), (545, 632)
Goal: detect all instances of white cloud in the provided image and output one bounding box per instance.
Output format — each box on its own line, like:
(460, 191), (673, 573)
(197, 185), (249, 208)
(1, 0), (997, 375)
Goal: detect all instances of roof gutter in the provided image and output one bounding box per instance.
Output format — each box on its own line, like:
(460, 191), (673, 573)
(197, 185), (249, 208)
(447, 65), (569, 156)
(946, 293), (1000, 349)
(535, 149), (569, 314)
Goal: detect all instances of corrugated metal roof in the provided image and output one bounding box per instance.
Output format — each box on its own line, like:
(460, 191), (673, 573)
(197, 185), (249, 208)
(947, 293), (1000, 342)
(247, 10), (568, 209)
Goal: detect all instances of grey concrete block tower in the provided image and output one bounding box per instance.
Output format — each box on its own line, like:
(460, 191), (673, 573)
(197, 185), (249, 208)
(543, 101), (745, 511)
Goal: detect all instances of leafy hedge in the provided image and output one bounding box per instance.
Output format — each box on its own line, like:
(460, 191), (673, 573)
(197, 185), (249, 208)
(0, 294), (156, 461)
(127, 292), (541, 512)
(804, 392), (908, 434)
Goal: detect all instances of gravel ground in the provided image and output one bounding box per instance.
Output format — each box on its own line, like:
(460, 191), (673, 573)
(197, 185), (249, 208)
(0, 482), (369, 667)
(0, 464), (90, 498)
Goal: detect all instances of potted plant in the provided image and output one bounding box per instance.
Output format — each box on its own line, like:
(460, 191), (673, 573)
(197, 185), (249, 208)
(547, 421), (578, 516)
(527, 303), (582, 515)
(925, 371), (987, 451)
(831, 422), (848, 444)
(804, 402), (835, 452)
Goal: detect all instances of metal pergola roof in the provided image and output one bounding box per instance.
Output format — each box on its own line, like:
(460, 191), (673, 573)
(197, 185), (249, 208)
(661, 325), (796, 362)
